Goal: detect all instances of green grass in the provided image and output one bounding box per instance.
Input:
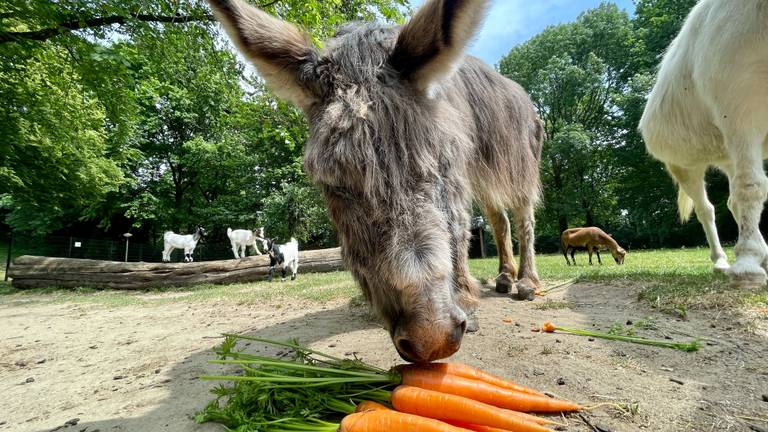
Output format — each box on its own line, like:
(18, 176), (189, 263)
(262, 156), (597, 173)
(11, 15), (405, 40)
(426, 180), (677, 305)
(1, 247), (766, 314)
(471, 247), (767, 315)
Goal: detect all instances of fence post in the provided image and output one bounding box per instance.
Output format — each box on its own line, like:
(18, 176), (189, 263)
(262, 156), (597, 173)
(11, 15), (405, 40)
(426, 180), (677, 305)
(68, 237), (73, 257)
(4, 231), (11, 282)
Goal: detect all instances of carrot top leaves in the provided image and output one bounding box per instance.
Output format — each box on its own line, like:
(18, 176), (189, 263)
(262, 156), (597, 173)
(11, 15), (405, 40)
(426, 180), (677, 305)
(541, 322), (700, 352)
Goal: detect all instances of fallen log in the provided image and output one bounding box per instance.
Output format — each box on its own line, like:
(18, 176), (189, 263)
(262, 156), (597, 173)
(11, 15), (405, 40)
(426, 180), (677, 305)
(8, 248), (345, 290)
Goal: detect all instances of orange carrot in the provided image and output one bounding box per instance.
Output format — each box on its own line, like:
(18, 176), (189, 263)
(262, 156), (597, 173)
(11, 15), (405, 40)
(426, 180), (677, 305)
(399, 368), (581, 413)
(355, 401), (392, 413)
(399, 363), (545, 396)
(447, 422), (516, 432)
(391, 386), (553, 432)
(340, 410), (474, 432)
(542, 322), (556, 333)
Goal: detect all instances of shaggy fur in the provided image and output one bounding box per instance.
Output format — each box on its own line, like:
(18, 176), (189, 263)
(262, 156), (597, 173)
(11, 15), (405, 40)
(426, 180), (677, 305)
(639, 0), (768, 286)
(208, 0), (544, 362)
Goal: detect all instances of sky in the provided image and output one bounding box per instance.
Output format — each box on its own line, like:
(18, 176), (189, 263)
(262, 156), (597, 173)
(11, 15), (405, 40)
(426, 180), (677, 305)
(409, 0), (636, 65)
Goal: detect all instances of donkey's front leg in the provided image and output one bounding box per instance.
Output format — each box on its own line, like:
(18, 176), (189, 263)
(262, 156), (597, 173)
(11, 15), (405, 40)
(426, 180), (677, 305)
(724, 132), (768, 286)
(483, 206), (517, 293)
(512, 204), (542, 289)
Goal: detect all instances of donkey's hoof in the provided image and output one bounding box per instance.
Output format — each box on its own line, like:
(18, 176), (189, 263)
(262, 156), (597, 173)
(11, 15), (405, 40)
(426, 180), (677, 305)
(514, 278), (537, 301)
(494, 272), (514, 294)
(727, 260), (767, 287)
(713, 259), (730, 273)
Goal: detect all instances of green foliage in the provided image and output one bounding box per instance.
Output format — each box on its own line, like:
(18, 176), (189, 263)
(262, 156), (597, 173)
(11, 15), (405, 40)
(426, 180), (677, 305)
(0, 0), (406, 243)
(499, 0), (710, 249)
(262, 179), (335, 247)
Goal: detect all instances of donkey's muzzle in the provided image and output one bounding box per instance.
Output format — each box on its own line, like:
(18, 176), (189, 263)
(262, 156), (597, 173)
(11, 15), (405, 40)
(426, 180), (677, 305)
(394, 319), (467, 363)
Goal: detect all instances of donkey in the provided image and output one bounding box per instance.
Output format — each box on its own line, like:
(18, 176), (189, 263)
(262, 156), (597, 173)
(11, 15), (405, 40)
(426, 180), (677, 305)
(162, 225), (206, 262)
(208, 0), (544, 362)
(227, 227), (267, 259)
(265, 238), (299, 282)
(639, 0), (768, 286)
(561, 227), (626, 266)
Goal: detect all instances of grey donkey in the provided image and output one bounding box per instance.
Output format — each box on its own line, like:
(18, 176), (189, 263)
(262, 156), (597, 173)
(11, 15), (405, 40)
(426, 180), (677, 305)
(208, 0), (544, 363)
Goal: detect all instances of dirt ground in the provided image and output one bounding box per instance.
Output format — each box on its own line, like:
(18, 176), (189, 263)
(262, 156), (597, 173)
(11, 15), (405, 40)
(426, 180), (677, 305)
(1, 281), (766, 432)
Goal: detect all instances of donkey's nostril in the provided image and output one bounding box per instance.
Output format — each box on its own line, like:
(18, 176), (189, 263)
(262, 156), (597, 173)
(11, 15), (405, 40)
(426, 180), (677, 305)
(451, 320), (467, 344)
(395, 337), (418, 362)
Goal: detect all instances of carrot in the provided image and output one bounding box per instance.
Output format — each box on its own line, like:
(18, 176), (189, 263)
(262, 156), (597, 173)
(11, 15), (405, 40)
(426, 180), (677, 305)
(447, 422), (516, 432)
(355, 401), (392, 413)
(398, 363), (545, 396)
(340, 409), (475, 432)
(392, 386), (553, 432)
(400, 368), (581, 413)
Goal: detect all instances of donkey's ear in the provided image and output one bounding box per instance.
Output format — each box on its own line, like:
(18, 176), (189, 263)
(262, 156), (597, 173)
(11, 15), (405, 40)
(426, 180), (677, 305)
(389, 0), (489, 93)
(207, 0), (319, 108)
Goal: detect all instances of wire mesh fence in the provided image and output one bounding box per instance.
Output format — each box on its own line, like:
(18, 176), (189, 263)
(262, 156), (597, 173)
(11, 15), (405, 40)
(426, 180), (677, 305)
(2, 232), (263, 265)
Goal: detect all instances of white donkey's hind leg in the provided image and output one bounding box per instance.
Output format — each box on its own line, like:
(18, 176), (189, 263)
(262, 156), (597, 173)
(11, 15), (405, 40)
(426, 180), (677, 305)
(668, 165), (729, 272)
(723, 130), (768, 286)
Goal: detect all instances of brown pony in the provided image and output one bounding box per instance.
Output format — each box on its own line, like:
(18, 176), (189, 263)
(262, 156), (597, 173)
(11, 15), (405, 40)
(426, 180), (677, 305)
(561, 227), (626, 266)
(207, 0), (543, 363)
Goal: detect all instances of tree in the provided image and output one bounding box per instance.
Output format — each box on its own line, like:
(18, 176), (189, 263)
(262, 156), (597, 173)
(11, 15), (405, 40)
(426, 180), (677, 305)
(499, 3), (632, 235)
(1, 0), (408, 242)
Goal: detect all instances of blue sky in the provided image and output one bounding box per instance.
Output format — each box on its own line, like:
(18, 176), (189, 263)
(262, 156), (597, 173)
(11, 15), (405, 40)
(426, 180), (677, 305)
(409, 0), (636, 65)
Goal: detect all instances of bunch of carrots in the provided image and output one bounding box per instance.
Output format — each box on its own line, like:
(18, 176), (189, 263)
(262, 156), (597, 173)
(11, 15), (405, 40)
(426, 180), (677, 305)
(197, 335), (583, 432)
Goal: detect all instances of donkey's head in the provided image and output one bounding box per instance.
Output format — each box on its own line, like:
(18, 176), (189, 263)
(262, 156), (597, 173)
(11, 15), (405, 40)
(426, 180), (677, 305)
(209, 0), (489, 362)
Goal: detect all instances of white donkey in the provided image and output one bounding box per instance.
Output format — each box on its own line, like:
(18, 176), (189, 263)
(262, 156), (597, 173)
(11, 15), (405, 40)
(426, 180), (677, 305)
(227, 227), (267, 259)
(162, 225), (207, 262)
(640, 0), (768, 286)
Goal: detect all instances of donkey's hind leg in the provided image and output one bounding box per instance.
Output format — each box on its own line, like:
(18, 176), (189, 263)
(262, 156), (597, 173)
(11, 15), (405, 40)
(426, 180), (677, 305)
(511, 204), (542, 289)
(483, 205), (518, 293)
(667, 164), (729, 272)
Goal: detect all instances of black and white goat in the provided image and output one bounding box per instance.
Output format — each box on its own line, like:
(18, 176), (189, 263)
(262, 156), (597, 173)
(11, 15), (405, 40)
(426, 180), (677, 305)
(162, 225), (206, 262)
(266, 238), (299, 281)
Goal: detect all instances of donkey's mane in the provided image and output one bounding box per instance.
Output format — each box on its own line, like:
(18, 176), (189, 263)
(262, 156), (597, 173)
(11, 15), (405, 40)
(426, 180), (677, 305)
(305, 22), (470, 216)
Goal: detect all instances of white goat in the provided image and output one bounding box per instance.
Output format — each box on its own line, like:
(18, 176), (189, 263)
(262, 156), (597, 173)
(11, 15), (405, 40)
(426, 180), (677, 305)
(639, 0), (768, 286)
(227, 227), (267, 259)
(266, 238), (299, 281)
(162, 225), (206, 262)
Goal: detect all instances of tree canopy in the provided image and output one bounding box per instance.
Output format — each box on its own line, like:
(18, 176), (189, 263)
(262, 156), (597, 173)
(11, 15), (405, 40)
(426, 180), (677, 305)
(0, 0), (737, 255)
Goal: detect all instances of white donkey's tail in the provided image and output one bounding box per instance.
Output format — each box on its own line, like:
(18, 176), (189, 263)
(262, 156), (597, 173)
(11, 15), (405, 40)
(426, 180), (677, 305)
(677, 187), (695, 223)
(226, 227), (233, 238)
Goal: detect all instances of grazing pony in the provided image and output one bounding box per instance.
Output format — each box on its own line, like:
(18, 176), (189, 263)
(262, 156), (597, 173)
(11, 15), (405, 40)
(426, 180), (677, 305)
(227, 227), (267, 259)
(561, 227), (626, 266)
(208, 0), (544, 362)
(162, 225), (206, 262)
(639, 0), (768, 286)
(265, 238), (299, 282)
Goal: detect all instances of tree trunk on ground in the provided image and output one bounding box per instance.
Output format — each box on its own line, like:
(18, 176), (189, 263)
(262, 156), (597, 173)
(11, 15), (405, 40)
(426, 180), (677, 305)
(8, 248), (344, 290)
